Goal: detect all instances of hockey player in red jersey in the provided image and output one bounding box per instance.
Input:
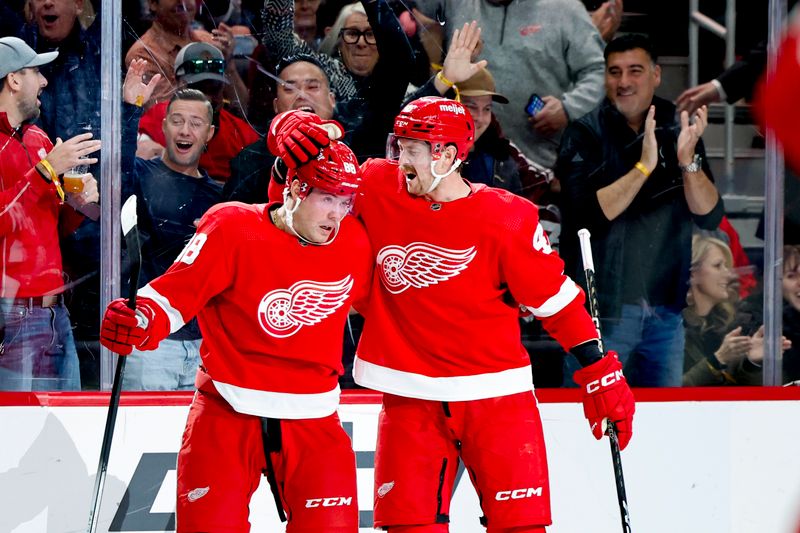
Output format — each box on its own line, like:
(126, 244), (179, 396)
(269, 95), (636, 531)
(99, 139), (372, 532)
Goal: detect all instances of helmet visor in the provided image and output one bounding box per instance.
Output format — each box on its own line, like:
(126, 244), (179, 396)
(385, 133), (401, 160)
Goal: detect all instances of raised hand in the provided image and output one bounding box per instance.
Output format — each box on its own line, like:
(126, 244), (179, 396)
(440, 21), (488, 86)
(212, 22), (236, 61)
(123, 58), (162, 107)
(677, 105), (708, 166)
(591, 0), (623, 42)
(639, 105), (657, 173)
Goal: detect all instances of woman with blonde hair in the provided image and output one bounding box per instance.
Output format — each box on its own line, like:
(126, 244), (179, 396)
(683, 235), (762, 385)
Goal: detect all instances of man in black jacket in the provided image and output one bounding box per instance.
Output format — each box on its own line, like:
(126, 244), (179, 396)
(120, 64), (222, 390)
(557, 34), (724, 387)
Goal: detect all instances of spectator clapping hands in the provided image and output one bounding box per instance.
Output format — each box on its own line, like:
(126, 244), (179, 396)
(746, 325), (792, 366)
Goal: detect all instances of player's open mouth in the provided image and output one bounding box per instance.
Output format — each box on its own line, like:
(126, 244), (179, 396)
(42, 15), (59, 25)
(175, 141), (193, 153)
(401, 166), (417, 182)
(296, 105), (315, 113)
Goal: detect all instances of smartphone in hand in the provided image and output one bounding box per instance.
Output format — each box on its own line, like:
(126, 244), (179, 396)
(526, 94), (545, 117)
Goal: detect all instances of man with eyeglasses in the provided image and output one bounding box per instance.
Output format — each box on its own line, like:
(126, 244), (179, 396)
(118, 59), (224, 391)
(135, 42), (260, 183)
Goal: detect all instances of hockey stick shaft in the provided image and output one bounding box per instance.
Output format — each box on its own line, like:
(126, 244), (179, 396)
(577, 228), (632, 533)
(88, 196), (141, 533)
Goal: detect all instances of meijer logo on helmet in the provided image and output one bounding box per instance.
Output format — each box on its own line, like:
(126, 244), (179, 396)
(438, 104), (465, 115)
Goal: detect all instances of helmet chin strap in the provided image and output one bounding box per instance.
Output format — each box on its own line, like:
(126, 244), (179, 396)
(425, 158), (462, 194)
(281, 187), (340, 246)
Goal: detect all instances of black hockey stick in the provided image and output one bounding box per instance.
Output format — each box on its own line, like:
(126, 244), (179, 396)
(88, 195), (141, 533)
(577, 228), (632, 533)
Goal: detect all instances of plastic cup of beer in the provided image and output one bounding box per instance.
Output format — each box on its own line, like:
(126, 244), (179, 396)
(63, 163), (89, 193)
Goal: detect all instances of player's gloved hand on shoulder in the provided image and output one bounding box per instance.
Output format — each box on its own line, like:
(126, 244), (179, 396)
(572, 351), (635, 450)
(267, 110), (343, 168)
(100, 297), (170, 355)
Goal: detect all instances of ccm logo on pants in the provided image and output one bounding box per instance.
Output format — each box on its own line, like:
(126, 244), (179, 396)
(305, 497), (353, 508)
(586, 370), (624, 394)
(495, 487), (543, 501)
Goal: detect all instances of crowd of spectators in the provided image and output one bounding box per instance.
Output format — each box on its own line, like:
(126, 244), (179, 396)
(1, 0), (797, 391)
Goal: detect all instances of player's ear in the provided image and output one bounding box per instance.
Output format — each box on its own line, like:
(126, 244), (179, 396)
(445, 144), (458, 162)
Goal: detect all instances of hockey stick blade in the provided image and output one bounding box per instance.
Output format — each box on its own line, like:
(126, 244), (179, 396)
(121, 194), (137, 238)
(87, 195), (141, 533)
(577, 228), (632, 533)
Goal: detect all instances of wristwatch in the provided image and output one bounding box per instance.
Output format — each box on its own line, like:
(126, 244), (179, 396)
(679, 154), (703, 173)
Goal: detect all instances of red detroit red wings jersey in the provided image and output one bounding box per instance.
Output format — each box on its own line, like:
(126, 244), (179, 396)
(139, 202), (372, 418)
(353, 159), (597, 401)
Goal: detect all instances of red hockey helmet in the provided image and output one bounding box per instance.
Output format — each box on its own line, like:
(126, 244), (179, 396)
(288, 139), (362, 198)
(393, 96), (475, 161)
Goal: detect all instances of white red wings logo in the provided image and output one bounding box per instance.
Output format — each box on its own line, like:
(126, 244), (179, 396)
(258, 276), (353, 338)
(377, 242), (477, 294)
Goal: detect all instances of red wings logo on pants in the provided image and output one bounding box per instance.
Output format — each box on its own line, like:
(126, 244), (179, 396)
(257, 276), (354, 338)
(377, 242), (477, 294)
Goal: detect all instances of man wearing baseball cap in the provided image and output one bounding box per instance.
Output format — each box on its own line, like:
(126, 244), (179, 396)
(0, 36), (101, 391)
(124, 0), (248, 111)
(135, 41), (259, 183)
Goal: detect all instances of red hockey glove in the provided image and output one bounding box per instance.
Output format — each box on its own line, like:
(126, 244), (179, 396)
(267, 110), (341, 168)
(100, 297), (170, 355)
(572, 351), (635, 450)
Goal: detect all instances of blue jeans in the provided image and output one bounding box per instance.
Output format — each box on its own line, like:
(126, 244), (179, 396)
(0, 301), (80, 391)
(563, 302), (685, 387)
(122, 338), (201, 391)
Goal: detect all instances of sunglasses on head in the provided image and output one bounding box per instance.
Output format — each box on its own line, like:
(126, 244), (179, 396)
(177, 58), (225, 76)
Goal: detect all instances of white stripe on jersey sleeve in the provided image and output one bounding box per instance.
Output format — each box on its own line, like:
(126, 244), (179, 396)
(139, 284), (186, 334)
(522, 277), (580, 318)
